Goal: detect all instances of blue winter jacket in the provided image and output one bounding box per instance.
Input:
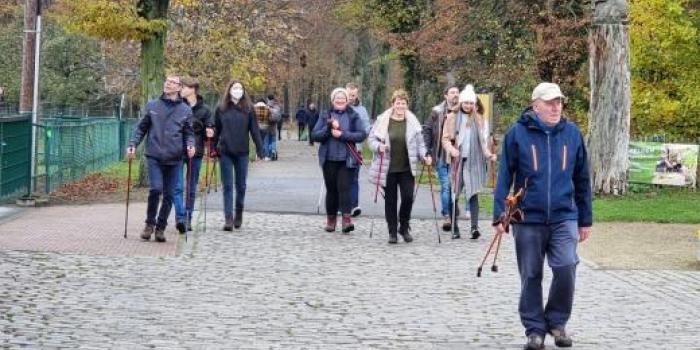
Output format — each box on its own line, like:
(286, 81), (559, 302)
(130, 94), (194, 165)
(311, 109), (367, 168)
(493, 107), (592, 227)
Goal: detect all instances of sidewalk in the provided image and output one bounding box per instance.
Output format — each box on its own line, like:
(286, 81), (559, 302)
(0, 203), (179, 257)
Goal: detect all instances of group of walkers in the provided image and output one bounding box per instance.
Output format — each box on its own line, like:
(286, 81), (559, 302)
(126, 75), (593, 350)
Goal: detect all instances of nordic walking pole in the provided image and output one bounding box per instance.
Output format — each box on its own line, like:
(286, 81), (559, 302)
(184, 154), (192, 242)
(124, 156), (133, 239)
(426, 163), (441, 244)
(370, 148), (385, 238)
(413, 162), (425, 200)
(477, 232), (501, 277)
(491, 231), (504, 272)
(202, 138), (211, 232)
(316, 182), (325, 214)
(450, 155), (463, 238)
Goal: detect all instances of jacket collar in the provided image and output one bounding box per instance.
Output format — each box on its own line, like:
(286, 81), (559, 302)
(518, 106), (567, 133)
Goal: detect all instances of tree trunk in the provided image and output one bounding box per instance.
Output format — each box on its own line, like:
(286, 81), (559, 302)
(19, 0), (38, 114)
(587, 1), (631, 195)
(136, 0), (169, 187)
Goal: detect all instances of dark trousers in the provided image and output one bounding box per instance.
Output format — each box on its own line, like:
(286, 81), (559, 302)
(322, 161), (352, 215)
(277, 120), (283, 140)
(384, 170), (415, 232)
(145, 157), (180, 230)
(298, 123), (306, 140)
(220, 153), (249, 217)
(514, 221), (579, 337)
(174, 156), (203, 223)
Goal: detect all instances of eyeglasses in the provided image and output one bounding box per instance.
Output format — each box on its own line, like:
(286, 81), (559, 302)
(166, 79), (181, 85)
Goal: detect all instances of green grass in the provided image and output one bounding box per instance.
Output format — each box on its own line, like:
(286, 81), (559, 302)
(593, 189), (699, 224)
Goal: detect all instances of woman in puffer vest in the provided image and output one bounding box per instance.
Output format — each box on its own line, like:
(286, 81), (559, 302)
(368, 89), (432, 244)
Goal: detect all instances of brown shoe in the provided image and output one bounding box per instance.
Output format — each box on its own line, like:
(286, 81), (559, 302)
(324, 216), (337, 232)
(154, 227), (166, 243)
(140, 224), (154, 241)
(341, 214), (354, 233)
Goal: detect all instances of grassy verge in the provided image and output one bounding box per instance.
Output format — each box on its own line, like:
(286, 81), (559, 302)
(593, 189), (699, 224)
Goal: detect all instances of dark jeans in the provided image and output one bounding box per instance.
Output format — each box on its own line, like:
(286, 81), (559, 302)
(298, 123), (306, 140)
(322, 161), (352, 215)
(384, 170), (415, 232)
(277, 120), (283, 140)
(174, 156), (203, 223)
(145, 157), (180, 230)
(513, 221), (579, 337)
(466, 194), (479, 229)
(220, 153), (249, 218)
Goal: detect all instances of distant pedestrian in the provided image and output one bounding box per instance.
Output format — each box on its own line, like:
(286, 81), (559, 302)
(296, 104), (308, 141)
(306, 103), (319, 146)
(267, 94), (282, 160)
(255, 98), (276, 161)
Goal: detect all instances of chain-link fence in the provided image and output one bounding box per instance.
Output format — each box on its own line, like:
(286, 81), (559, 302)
(0, 114), (31, 201)
(36, 116), (137, 193)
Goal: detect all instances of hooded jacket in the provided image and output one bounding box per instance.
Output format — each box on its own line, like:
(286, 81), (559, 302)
(311, 108), (367, 168)
(189, 95), (213, 158)
(129, 94), (194, 164)
(493, 107), (592, 227)
(213, 103), (263, 158)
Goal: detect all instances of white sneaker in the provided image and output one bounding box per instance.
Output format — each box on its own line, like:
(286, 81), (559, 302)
(351, 207), (361, 217)
(264, 157), (271, 161)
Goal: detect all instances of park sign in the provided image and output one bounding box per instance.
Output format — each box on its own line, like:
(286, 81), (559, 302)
(628, 142), (699, 187)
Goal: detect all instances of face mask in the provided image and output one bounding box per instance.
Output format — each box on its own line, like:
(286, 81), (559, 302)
(230, 88), (244, 100)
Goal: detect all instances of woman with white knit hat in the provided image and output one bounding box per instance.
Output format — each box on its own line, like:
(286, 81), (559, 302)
(441, 84), (496, 239)
(310, 87), (368, 234)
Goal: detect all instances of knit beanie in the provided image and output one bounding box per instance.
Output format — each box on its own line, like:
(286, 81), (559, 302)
(459, 84), (477, 103)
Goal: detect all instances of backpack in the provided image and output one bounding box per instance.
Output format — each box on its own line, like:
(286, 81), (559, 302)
(269, 103), (282, 123)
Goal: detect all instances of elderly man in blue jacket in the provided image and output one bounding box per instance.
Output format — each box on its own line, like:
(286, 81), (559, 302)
(127, 75), (195, 243)
(493, 83), (592, 350)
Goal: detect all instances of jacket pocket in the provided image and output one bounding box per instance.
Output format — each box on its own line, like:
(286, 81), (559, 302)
(530, 145), (538, 172)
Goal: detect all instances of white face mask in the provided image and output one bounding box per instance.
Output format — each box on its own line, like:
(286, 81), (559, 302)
(230, 85), (244, 100)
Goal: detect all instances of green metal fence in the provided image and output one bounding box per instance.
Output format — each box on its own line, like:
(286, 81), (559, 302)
(0, 115), (31, 200)
(37, 116), (137, 193)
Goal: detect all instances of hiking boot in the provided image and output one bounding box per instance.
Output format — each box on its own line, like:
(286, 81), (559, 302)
(233, 209), (243, 229)
(399, 222), (413, 243)
(341, 214), (354, 233)
(523, 334), (545, 350)
(176, 221), (186, 234)
(549, 328), (573, 348)
(140, 224), (155, 241)
(154, 227), (166, 243)
(441, 215), (451, 231)
(223, 216), (234, 231)
(324, 216), (337, 232)
(351, 206), (362, 217)
(451, 228), (461, 239)
(470, 227), (481, 240)
(388, 231), (398, 244)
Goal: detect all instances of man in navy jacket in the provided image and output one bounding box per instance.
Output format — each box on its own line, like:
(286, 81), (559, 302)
(128, 76), (195, 243)
(493, 83), (592, 350)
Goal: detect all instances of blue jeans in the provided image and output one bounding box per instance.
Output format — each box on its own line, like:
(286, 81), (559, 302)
(220, 153), (249, 217)
(174, 156), (203, 223)
(350, 167), (360, 208)
(145, 157), (180, 230)
(262, 128), (276, 158)
(436, 159), (451, 216)
(513, 221), (579, 337)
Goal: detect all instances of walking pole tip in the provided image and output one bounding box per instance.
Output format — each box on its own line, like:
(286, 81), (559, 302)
(477, 267), (483, 278)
